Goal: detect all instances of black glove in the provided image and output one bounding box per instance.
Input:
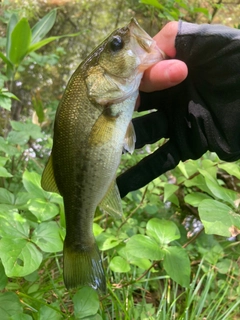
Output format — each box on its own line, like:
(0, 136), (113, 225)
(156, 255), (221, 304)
(117, 21), (240, 198)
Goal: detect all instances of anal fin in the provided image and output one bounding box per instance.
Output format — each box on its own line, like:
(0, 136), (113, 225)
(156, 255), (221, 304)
(99, 179), (123, 218)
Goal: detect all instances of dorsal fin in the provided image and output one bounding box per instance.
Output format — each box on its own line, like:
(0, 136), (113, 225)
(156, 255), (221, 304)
(41, 154), (60, 194)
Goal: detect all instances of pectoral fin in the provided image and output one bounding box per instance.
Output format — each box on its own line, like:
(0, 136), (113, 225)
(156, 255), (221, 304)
(123, 121), (136, 154)
(99, 180), (123, 218)
(41, 154), (60, 194)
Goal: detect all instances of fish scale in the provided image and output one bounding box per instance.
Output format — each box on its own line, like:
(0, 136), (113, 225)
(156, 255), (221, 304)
(41, 18), (164, 292)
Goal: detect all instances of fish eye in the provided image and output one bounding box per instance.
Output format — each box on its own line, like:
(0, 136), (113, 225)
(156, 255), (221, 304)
(109, 35), (124, 52)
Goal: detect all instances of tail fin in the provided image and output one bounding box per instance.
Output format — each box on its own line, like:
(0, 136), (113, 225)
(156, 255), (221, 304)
(63, 241), (106, 293)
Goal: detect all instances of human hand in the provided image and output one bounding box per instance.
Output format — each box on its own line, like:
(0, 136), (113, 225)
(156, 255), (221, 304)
(117, 20), (240, 198)
(139, 21), (188, 94)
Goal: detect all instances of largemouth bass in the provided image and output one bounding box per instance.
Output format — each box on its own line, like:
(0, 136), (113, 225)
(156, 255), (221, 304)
(41, 18), (164, 292)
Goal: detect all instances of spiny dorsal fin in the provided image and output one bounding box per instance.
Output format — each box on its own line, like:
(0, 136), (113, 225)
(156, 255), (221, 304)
(41, 154), (60, 194)
(123, 121), (136, 154)
(99, 180), (123, 219)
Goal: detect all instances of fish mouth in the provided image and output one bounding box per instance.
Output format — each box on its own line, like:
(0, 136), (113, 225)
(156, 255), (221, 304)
(129, 18), (165, 70)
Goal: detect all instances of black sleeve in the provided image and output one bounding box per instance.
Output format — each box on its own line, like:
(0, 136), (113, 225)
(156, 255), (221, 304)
(117, 21), (240, 198)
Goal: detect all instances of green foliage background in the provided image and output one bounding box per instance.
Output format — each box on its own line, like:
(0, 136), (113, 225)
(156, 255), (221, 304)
(0, 0), (239, 319)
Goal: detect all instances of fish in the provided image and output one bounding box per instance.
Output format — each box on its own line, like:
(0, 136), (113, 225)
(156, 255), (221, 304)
(41, 18), (164, 292)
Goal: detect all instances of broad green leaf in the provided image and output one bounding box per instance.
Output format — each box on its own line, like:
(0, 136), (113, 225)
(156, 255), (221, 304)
(163, 246), (190, 287)
(184, 174), (211, 194)
(198, 168), (237, 204)
(28, 198), (59, 222)
(0, 238), (42, 277)
(0, 188), (14, 204)
(10, 121), (43, 140)
(9, 18), (31, 65)
(0, 211), (42, 276)
(109, 256), (131, 273)
(73, 287), (99, 319)
(177, 161), (189, 178)
(22, 170), (48, 199)
(32, 221), (63, 252)
(219, 162), (240, 179)
(0, 166), (12, 178)
(116, 244), (152, 270)
(0, 262), (8, 290)
(126, 234), (164, 260)
(146, 218), (180, 245)
(98, 234), (121, 251)
(0, 157), (7, 166)
(0, 211), (28, 238)
(0, 137), (18, 156)
(6, 14), (18, 57)
(7, 131), (29, 145)
(38, 305), (62, 320)
(163, 184), (179, 203)
(184, 192), (211, 207)
(0, 95), (12, 111)
(11, 314), (32, 320)
(199, 199), (240, 237)
(0, 292), (22, 320)
(140, 0), (164, 9)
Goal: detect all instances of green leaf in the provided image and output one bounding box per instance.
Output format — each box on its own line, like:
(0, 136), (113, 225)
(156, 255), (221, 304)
(184, 174), (211, 194)
(0, 211), (42, 277)
(0, 137), (18, 156)
(0, 52), (13, 69)
(10, 121), (43, 140)
(0, 261), (8, 290)
(199, 199), (240, 237)
(198, 169), (236, 204)
(219, 162), (240, 179)
(22, 170), (48, 199)
(0, 94), (12, 111)
(146, 218), (180, 245)
(7, 131), (29, 145)
(31, 9), (57, 44)
(73, 287), (99, 319)
(0, 292), (22, 320)
(140, 0), (164, 9)
(184, 192), (211, 207)
(0, 188), (14, 204)
(126, 234), (164, 260)
(6, 14), (18, 58)
(32, 96), (45, 123)
(0, 166), (12, 178)
(28, 198), (59, 222)
(163, 184), (179, 203)
(0, 237), (42, 277)
(97, 232), (121, 251)
(109, 256), (131, 273)
(9, 18), (32, 65)
(38, 305), (62, 320)
(32, 221), (63, 253)
(10, 314), (33, 320)
(28, 33), (80, 53)
(163, 246), (190, 287)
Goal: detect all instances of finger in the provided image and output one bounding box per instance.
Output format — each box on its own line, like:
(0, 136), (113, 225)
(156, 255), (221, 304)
(133, 111), (169, 148)
(153, 21), (179, 58)
(117, 140), (181, 198)
(140, 59), (188, 92)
